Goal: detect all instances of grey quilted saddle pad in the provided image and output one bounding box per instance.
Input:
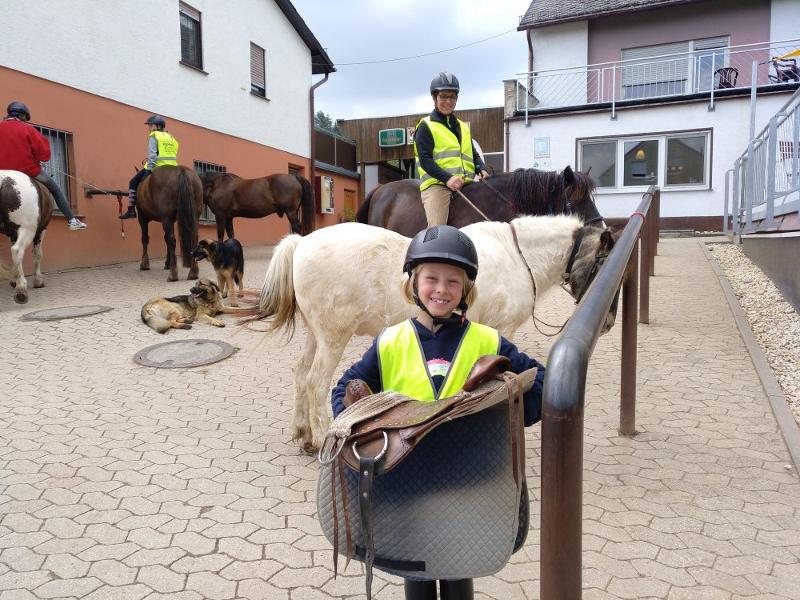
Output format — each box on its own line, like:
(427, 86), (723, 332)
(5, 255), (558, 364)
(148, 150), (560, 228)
(317, 406), (527, 580)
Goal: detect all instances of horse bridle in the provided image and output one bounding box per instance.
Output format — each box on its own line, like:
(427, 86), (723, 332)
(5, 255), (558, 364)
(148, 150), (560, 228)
(509, 223), (608, 337)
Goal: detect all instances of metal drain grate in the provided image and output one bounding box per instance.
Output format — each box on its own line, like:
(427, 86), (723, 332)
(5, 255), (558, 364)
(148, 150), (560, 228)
(21, 305), (114, 321)
(134, 339), (236, 368)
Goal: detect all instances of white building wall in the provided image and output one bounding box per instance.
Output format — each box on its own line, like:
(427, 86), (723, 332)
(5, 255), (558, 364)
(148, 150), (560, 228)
(530, 21), (589, 109)
(507, 94), (790, 219)
(770, 0), (800, 45)
(0, 0), (313, 157)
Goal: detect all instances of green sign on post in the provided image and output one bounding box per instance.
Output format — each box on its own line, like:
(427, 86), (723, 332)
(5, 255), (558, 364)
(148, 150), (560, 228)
(378, 128), (406, 147)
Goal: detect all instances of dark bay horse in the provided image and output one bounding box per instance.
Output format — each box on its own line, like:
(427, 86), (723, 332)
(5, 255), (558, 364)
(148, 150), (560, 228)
(200, 172), (315, 240)
(0, 170), (53, 303)
(357, 166), (603, 237)
(136, 165), (202, 282)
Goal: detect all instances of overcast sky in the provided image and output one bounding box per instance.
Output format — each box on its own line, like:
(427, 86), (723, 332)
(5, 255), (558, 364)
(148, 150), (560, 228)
(292, 0), (532, 121)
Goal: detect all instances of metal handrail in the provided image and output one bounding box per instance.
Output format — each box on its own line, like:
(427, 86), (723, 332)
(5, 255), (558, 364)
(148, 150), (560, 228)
(540, 187), (658, 599)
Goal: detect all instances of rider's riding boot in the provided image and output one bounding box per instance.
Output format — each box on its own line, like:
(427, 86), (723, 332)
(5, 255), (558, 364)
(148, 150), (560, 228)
(440, 578), (474, 600)
(404, 579), (437, 600)
(119, 205), (137, 219)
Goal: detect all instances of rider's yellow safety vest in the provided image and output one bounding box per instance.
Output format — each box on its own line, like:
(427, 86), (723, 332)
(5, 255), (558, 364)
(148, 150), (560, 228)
(147, 131), (179, 169)
(414, 116), (476, 192)
(377, 319), (500, 401)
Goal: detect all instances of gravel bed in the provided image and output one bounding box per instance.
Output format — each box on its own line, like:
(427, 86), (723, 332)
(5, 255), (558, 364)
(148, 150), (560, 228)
(708, 242), (800, 426)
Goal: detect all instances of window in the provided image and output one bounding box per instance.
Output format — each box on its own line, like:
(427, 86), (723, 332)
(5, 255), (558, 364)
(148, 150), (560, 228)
(621, 37), (730, 99)
(180, 3), (203, 70)
(34, 125), (72, 212)
(578, 130), (710, 190)
(250, 42), (266, 97)
(193, 160), (226, 222)
(581, 141), (616, 188)
(482, 152), (504, 175)
(623, 139), (658, 186)
(666, 134), (707, 185)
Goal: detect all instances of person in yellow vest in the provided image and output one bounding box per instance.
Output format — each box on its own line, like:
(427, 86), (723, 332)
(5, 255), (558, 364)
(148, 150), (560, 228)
(414, 72), (490, 227)
(120, 115), (179, 219)
(330, 225), (545, 600)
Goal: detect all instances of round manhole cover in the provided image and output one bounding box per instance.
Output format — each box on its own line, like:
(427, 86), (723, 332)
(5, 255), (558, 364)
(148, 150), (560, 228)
(21, 305), (114, 321)
(134, 339), (236, 368)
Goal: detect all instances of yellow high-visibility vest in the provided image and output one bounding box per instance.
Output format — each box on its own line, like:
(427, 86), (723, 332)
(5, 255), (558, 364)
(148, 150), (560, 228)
(148, 130), (179, 169)
(414, 116), (476, 191)
(377, 319), (500, 401)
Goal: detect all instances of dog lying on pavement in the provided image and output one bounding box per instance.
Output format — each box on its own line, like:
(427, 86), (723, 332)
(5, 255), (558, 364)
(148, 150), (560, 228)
(192, 239), (245, 306)
(141, 279), (227, 333)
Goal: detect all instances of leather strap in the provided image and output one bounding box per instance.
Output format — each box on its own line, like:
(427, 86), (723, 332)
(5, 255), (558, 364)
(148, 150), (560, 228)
(359, 453), (378, 600)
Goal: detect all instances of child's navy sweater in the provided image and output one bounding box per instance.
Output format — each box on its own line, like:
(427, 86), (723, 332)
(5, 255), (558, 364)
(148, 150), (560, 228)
(330, 318), (545, 425)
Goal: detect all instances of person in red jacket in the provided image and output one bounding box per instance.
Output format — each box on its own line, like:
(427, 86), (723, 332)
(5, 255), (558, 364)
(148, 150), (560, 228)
(0, 101), (86, 230)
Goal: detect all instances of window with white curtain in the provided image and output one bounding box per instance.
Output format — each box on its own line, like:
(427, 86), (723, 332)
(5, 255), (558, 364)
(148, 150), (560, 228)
(34, 125), (72, 211)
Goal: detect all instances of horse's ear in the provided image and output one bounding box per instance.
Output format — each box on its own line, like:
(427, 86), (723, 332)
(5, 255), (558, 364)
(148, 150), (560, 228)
(563, 165), (575, 184)
(585, 165), (592, 175)
(600, 228), (615, 251)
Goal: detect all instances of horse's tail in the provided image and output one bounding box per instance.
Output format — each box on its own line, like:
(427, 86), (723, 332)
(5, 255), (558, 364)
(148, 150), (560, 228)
(296, 175), (315, 236)
(356, 184), (380, 223)
(176, 168), (199, 268)
(252, 233), (301, 338)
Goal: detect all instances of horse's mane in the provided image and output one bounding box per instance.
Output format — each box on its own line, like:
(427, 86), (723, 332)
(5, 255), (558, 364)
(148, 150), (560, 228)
(492, 168), (595, 215)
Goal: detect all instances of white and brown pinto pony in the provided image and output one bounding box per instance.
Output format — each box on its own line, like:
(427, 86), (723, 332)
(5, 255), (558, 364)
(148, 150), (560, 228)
(0, 170), (53, 303)
(256, 216), (617, 452)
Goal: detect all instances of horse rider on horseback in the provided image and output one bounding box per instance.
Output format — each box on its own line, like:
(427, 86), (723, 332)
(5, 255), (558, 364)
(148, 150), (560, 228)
(414, 73), (490, 228)
(330, 225), (545, 600)
(0, 102), (87, 230)
(120, 114), (179, 219)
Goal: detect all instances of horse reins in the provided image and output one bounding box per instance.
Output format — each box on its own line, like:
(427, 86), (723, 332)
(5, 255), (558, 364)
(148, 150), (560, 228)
(453, 188), (491, 221)
(509, 222), (587, 337)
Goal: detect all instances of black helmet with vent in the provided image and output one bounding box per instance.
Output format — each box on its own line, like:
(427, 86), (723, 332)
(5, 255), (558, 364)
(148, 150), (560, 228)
(144, 115), (166, 127)
(6, 101), (30, 121)
(404, 225), (478, 281)
(429, 72), (460, 95)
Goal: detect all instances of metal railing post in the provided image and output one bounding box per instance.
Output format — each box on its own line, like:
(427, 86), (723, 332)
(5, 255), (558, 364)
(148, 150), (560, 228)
(765, 115), (779, 229)
(794, 108), (800, 190)
(611, 66), (617, 120)
(723, 169), (731, 234)
(745, 146), (755, 233)
(732, 160), (740, 237)
(709, 52), (717, 111)
(639, 210), (651, 325)
(620, 239), (640, 436)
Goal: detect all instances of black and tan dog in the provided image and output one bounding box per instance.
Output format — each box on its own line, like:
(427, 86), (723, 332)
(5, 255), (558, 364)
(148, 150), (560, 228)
(141, 279), (226, 333)
(192, 239), (245, 306)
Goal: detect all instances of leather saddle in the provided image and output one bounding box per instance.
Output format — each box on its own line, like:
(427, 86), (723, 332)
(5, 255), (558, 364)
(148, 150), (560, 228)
(317, 362), (536, 599)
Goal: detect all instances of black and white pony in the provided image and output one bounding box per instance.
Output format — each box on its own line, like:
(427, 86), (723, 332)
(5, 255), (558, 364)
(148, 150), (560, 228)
(0, 170), (53, 303)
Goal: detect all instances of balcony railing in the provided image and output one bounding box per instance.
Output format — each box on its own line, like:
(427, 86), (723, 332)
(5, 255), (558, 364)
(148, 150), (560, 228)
(510, 38), (800, 116)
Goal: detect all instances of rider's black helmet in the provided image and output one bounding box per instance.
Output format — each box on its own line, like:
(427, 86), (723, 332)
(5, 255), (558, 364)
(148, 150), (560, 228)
(6, 101), (30, 121)
(430, 72), (460, 95)
(145, 115), (166, 128)
(404, 225), (478, 281)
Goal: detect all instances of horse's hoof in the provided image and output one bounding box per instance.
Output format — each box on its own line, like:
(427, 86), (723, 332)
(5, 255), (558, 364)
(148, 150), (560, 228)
(163, 264), (170, 270)
(301, 441), (317, 455)
(33, 281), (45, 289)
(167, 274), (178, 282)
(14, 291), (28, 304)
(140, 264), (150, 271)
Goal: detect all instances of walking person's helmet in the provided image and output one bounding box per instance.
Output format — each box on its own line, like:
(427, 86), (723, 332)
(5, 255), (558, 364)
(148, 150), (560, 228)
(144, 115), (166, 128)
(430, 72), (460, 95)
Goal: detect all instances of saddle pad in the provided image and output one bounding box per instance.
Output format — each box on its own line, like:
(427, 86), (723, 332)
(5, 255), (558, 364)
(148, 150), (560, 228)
(317, 407), (526, 580)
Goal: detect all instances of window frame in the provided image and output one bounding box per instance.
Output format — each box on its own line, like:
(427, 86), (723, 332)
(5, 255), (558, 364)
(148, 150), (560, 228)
(577, 129), (712, 192)
(33, 125), (74, 213)
(179, 3), (204, 71)
(193, 160), (226, 223)
(250, 42), (267, 98)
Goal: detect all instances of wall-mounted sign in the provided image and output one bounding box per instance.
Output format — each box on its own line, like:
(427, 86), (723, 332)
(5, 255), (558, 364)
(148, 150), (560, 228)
(406, 126), (416, 145)
(534, 137), (550, 158)
(378, 128), (406, 147)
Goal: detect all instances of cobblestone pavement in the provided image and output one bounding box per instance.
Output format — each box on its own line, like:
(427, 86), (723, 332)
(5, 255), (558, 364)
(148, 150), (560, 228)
(1, 238), (798, 600)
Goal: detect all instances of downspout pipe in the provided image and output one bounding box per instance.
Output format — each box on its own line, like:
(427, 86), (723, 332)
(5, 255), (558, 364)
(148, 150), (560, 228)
(309, 72), (330, 204)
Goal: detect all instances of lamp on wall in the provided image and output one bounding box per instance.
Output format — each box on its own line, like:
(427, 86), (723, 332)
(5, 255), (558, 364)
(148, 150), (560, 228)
(631, 147), (648, 178)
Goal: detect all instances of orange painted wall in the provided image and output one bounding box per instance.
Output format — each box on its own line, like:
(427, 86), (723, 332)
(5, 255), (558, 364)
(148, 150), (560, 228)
(1, 68), (358, 272)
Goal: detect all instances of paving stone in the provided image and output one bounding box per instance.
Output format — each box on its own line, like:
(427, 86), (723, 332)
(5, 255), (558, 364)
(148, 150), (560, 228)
(185, 571), (236, 599)
(136, 564), (185, 593)
(88, 558), (138, 585)
(42, 553), (90, 578)
(33, 576), (103, 599)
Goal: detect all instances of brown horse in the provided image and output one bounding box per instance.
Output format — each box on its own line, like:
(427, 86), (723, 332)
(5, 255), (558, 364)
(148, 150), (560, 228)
(136, 165), (202, 281)
(357, 166), (603, 237)
(200, 172), (315, 240)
